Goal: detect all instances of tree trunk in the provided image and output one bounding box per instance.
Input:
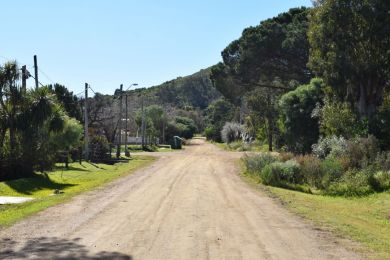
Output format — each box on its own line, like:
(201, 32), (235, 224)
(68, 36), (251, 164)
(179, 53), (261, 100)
(357, 82), (366, 117)
(267, 117), (273, 152)
(266, 94), (273, 152)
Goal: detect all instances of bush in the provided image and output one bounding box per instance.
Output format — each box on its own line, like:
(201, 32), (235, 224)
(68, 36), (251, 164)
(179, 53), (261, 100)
(325, 169), (374, 196)
(221, 122), (245, 143)
(374, 151), (390, 172)
(205, 125), (220, 142)
(312, 135), (347, 159)
(278, 152), (295, 162)
(373, 171), (390, 191)
(242, 153), (277, 174)
(313, 98), (368, 139)
(260, 160), (301, 187)
(320, 157), (343, 188)
(298, 155), (324, 189)
(261, 163), (282, 186)
(90, 135), (110, 162)
(344, 136), (379, 169)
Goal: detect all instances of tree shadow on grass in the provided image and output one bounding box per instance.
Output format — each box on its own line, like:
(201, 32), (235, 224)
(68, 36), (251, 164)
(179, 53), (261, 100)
(4, 175), (75, 195)
(53, 165), (90, 172)
(0, 237), (132, 259)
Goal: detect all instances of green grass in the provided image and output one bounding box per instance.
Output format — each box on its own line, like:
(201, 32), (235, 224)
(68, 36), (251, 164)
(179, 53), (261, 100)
(214, 141), (269, 152)
(117, 144), (174, 153)
(242, 172), (390, 259)
(0, 155), (155, 227)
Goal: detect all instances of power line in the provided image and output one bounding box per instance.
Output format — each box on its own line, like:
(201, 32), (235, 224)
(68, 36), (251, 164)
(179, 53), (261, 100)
(75, 90), (85, 97)
(29, 74), (45, 88)
(38, 68), (56, 85)
(88, 85), (97, 95)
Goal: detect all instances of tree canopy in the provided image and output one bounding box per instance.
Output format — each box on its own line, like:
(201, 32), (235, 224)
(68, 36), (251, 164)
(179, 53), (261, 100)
(308, 0), (390, 117)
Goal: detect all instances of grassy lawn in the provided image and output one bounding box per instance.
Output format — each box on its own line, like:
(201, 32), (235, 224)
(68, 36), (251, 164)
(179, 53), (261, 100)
(242, 172), (390, 259)
(0, 155), (155, 227)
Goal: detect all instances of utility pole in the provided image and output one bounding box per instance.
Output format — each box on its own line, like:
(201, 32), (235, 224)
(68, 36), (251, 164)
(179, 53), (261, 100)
(33, 55), (39, 90)
(21, 65), (27, 94)
(116, 84), (123, 158)
(84, 83), (89, 161)
(124, 94), (130, 157)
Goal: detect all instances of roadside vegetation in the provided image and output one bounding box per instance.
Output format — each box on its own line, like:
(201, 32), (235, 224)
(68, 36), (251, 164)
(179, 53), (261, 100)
(206, 1), (390, 256)
(208, 2), (390, 196)
(0, 156), (155, 227)
(243, 171), (390, 258)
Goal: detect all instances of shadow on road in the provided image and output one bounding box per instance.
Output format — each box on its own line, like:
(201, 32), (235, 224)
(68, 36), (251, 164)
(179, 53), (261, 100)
(0, 237), (132, 259)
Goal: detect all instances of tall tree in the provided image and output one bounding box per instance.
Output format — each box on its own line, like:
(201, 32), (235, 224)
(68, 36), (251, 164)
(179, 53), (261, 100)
(49, 83), (82, 121)
(279, 78), (324, 153)
(0, 61), (82, 180)
(211, 7), (311, 150)
(308, 0), (390, 117)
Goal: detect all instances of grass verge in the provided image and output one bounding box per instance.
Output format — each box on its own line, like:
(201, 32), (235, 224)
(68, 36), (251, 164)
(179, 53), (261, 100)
(0, 155), (155, 227)
(214, 141), (269, 152)
(118, 144), (174, 153)
(241, 171), (390, 259)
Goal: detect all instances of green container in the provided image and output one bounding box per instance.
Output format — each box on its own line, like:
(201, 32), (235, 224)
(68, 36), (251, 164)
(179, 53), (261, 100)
(171, 136), (182, 149)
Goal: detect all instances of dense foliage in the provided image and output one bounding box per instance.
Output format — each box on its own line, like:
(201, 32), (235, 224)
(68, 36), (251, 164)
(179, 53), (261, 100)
(308, 0), (390, 117)
(212, 2), (390, 197)
(279, 78), (323, 153)
(0, 62), (82, 180)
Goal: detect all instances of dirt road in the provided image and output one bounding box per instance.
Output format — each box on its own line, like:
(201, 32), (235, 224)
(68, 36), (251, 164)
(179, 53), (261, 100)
(0, 139), (359, 259)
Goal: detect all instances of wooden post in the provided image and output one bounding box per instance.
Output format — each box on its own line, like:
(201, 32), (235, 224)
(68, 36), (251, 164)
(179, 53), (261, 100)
(21, 65), (27, 94)
(84, 83), (89, 161)
(125, 94), (130, 157)
(116, 84), (123, 158)
(34, 55), (39, 90)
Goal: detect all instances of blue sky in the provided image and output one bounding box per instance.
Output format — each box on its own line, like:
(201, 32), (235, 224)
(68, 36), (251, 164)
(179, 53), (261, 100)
(1, 0), (312, 94)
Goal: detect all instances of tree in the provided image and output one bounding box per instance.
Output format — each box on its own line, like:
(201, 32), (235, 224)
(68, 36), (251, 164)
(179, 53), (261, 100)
(279, 78), (324, 153)
(211, 8), (311, 150)
(246, 88), (280, 151)
(204, 99), (235, 142)
(308, 0), (390, 117)
(49, 83), (82, 121)
(86, 93), (119, 143)
(0, 61), (82, 180)
(211, 7), (311, 99)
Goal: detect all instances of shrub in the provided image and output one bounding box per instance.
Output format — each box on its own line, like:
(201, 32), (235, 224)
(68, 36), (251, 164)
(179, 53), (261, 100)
(204, 126), (218, 141)
(373, 171), (390, 191)
(280, 160), (302, 184)
(344, 135), (379, 169)
(320, 157), (343, 188)
(227, 141), (252, 151)
(260, 160), (302, 187)
(325, 169), (374, 196)
(374, 151), (390, 172)
(278, 152), (295, 162)
(243, 153), (277, 174)
(298, 155), (324, 188)
(221, 122), (245, 143)
(313, 98), (368, 139)
(90, 135), (110, 162)
(261, 164), (282, 186)
(312, 135), (347, 159)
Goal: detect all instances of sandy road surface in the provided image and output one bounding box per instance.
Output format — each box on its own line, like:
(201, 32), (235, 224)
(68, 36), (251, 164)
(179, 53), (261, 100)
(0, 139), (359, 260)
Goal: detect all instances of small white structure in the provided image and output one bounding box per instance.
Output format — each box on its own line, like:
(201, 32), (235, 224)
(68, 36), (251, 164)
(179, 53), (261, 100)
(0, 196), (34, 205)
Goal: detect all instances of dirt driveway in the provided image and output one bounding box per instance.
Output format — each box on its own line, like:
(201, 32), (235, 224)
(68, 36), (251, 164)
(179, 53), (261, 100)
(0, 139), (359, 259)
